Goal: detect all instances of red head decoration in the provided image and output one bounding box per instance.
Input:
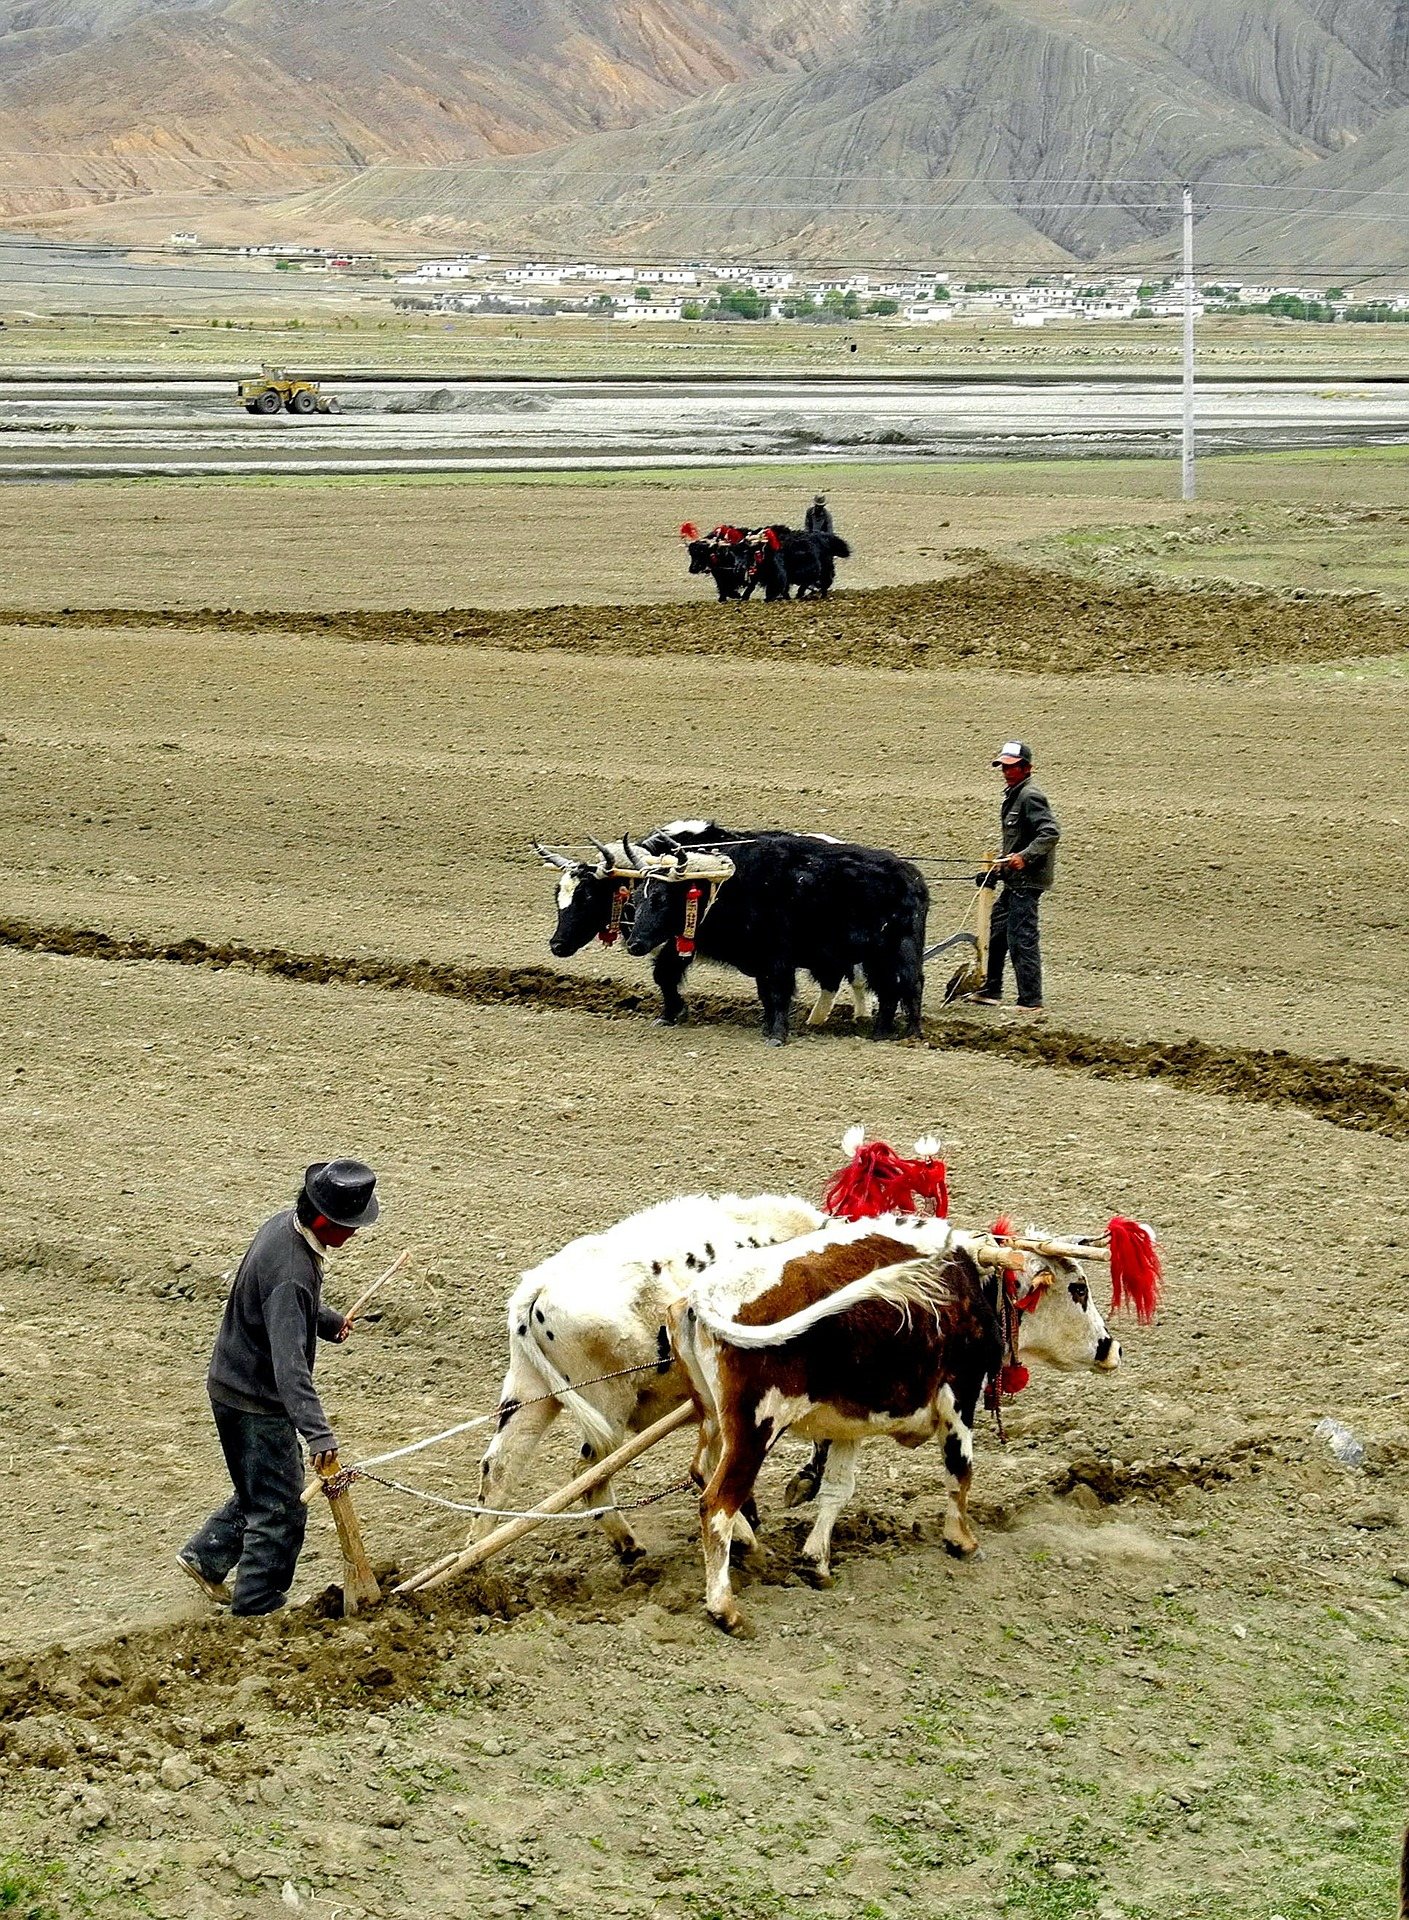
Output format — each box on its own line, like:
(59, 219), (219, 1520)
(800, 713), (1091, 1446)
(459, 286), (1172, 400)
(1106, 1217), (1161, 1324)
(822, 1126), (949, 1222)
(680, 522), (700, 541)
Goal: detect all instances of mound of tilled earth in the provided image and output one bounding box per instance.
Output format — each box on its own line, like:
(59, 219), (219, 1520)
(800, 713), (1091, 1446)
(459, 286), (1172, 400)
(0, 1429), (1285, 1750)
(3, 917), (1405, 1140)
(26, 562), (1409, 673)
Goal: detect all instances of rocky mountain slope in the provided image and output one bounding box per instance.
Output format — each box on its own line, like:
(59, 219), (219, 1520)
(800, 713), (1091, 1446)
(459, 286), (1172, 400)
(0, 0), (873, 217)
(5, 0), (1408, 266)
(283, 0), (1409, 266)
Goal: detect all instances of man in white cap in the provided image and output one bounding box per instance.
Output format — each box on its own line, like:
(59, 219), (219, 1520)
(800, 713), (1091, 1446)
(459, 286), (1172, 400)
(177, 1158), (379, 1615)
(975, 742), (1060, 1012)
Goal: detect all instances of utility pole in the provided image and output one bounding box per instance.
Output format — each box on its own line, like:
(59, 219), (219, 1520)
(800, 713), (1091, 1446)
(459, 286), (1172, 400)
(1181, 184), (1196, 502)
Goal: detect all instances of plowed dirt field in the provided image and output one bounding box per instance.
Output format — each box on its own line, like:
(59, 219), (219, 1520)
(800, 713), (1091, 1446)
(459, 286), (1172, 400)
(1, 547), (1407, 1920)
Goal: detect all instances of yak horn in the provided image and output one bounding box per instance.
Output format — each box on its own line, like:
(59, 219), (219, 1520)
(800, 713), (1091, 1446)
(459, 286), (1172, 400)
(621, 832), (647, 872)
(587, 836), (617, 873)
(532, 839), (574, 871)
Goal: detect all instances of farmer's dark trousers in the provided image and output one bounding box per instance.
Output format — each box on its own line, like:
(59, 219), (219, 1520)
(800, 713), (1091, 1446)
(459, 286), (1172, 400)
(182, 1399), (306, 1616)
(984, 885), (1043, 1006)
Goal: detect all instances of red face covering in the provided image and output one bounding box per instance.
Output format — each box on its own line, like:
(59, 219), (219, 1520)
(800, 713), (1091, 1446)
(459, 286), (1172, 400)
(309, 1214), (357, 1250)
(1000, 761), (1029, 787)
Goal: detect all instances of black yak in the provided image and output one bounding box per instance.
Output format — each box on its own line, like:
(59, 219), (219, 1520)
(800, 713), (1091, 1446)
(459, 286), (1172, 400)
(622, 830), (927, 1044)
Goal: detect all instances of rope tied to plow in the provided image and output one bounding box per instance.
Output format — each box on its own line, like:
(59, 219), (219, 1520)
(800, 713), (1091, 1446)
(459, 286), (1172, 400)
(341, 1464), (696, 1524)
(338, 1356), (676, 1477)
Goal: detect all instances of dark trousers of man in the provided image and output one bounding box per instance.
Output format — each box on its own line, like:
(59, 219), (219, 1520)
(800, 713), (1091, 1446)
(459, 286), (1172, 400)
(984, 885), (1043, 1006)
(182, 1400), (307, 1616)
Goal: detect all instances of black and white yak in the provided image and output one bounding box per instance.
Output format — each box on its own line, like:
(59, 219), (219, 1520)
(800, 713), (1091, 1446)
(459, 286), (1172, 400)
(622, 829), (928, 1044)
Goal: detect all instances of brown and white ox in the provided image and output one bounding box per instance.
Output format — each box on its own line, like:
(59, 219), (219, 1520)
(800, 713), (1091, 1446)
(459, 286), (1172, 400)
(671, 1215), (1120, 1634)
(476, 1191), (824, 1558)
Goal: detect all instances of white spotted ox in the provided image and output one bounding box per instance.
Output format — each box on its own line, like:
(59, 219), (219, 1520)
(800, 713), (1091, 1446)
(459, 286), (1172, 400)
(671, 1215), (1120, 1634)
(476, 1191), (824, 1557)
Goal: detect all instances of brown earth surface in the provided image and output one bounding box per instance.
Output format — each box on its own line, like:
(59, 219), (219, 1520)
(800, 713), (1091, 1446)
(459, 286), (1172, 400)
(0, 947), (1406, 1919)
(1, 614), (1406, 1066)
(4, 452), (1409, 616)
(1, 524), (1408, 1916)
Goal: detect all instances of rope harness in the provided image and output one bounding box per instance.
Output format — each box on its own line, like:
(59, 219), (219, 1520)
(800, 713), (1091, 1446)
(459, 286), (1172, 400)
(597, 883), (632, 947)
(315, 1356), (693, 1523)
(632, 857), (735, 956)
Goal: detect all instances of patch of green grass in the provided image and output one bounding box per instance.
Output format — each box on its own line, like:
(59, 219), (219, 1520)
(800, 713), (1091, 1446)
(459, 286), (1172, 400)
(0, 1856), (63, 1920)
(681, 1782), (727, 1810)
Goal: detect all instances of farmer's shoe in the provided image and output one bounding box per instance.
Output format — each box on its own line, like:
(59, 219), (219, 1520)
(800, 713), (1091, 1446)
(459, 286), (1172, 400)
(1015, 1002), (1045, 1017)
(176, 1553), (232, 1605)
(969, 994), (1002, 1007)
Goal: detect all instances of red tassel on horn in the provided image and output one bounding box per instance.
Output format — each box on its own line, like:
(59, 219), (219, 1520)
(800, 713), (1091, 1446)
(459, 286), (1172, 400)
(991, 1215), (1016, 1238)
(1107, 1217), (1161, 1324)
(823, 1140), (916, 1221)
(680, 522), (700, 540)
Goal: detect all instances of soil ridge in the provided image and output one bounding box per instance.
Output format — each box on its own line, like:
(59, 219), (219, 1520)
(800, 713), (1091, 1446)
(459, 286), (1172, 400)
(3, 915), (1404, 1140)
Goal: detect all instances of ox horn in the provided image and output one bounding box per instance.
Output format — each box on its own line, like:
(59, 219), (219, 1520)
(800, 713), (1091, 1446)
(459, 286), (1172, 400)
(587, 836), (617, 874)
(532, 839), (575, 871)
(621, 832), (647, 872)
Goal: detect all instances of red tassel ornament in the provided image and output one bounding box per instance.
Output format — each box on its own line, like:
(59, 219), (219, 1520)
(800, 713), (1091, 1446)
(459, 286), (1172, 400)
(680, 521), (700, 540)
(822, 1126), (949, 1222)
(1107, 1216), (1161, 1324)
(676, 884), (703, 956)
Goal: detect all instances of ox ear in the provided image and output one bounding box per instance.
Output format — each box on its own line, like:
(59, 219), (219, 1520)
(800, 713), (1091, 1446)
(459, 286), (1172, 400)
(532, 839), (574, 871)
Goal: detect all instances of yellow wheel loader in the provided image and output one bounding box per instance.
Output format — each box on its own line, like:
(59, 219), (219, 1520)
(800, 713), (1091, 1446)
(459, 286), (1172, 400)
(238, 371), (340, 416)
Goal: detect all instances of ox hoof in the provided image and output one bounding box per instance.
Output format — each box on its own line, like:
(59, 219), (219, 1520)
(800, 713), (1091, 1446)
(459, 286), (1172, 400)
(654, 1014), (684, 1029)
(783, 1468), (821, 1509)
(614, 1539), (647, 1567)
(943, 1535), (979, 1560)
(801, 1561), (835, 1589)
(710, 1609), (755, 1639)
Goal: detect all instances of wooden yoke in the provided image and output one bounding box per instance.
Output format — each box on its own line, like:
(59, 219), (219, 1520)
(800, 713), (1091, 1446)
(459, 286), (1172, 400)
(313, 1458), (381, 1616)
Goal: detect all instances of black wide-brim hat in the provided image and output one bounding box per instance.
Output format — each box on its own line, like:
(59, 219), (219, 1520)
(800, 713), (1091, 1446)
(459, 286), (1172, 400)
(302, 1159), (380, 1229)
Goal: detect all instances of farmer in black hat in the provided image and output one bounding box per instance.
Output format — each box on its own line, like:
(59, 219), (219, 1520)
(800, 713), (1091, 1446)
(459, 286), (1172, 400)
(804, 492), (834, 536)
(178, 1159), (379, 1616)
(974, 741), (1060, 1013)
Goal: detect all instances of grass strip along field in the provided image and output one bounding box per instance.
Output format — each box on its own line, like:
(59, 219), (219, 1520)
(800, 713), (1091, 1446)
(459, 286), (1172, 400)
(2, 916), (1404, 1141)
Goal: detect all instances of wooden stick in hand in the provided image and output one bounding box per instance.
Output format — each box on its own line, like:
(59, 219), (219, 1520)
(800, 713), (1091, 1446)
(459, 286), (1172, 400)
(343, 1248), (412, 1328)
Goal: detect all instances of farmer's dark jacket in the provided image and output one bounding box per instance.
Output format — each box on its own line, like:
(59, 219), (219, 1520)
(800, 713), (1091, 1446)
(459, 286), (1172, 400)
(207, 1210), (342, 1451)
(999, 776), (1060, 892)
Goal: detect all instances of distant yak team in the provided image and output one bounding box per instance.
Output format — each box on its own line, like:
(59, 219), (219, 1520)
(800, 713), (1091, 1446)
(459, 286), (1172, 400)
(682, 521), (851, 600)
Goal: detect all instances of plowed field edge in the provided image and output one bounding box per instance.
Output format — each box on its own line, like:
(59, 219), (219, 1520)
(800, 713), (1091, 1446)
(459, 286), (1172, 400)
(3, 916), (1404, 1141)
(15, 562), (1409, 672)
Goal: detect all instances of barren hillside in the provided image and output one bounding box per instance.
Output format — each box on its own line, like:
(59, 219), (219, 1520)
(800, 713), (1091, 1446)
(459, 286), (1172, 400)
(0, 0), (873, 217)
(285, 0), (1409, 265)
(5, 0), (1409, 266)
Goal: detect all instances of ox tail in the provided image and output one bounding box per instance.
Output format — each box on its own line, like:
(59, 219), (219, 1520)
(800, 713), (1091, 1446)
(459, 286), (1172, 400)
(507, 1291), (617, 1456)
(690, 1251), (955, 1350)
(828, 535), (852, 558)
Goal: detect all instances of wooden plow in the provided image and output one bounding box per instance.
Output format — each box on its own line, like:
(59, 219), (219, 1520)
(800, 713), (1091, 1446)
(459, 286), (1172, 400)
(395, 1403), (695, 1596)
(925, 855), (999, 1003)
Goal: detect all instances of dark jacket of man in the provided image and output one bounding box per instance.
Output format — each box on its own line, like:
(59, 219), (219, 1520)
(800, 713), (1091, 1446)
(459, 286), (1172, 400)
(804, 500), (834, 536)
(999, 774), (1060, 891)
(207, 1210), (341, 1452)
